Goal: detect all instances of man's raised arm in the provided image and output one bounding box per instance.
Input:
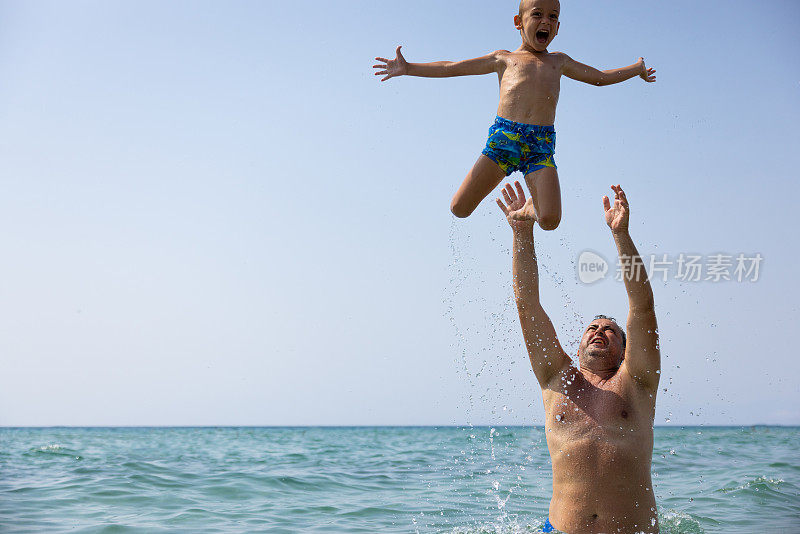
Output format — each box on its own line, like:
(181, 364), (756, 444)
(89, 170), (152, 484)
(603, 185), (660, 390)
(496, 182), (571, 389)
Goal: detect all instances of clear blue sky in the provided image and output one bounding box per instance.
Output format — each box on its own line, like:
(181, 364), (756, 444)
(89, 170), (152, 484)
(1, 0), (798, 426)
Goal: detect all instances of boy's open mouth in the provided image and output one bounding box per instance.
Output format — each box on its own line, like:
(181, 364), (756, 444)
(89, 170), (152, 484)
(536, 29), (549, 43)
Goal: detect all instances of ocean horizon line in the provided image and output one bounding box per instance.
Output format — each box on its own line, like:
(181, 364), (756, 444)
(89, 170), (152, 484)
(2, 424), (797, 429)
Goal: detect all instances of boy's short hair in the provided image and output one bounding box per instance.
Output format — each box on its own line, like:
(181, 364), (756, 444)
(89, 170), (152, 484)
(519, 0), (561, 16)
(593, 314), (626, 348)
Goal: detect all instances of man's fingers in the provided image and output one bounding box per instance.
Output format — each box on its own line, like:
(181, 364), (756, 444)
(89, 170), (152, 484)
(602, 195), (611, 211)
(514, 181), (526, 202)
(506, 183), (518, 202)
(496, 198), (509, 215)
(375, 57), (388, 63)
(502, 187), (513, 205)
(396, 45), (403, 56)
(373, 64), (386, 68)
(381, 75), (391, 81)
(374, 70), (387, 75)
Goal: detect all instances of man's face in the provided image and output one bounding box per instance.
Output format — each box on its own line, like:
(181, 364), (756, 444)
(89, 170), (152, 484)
(578, 319), (625, 366)
(515, 0), (560, 52)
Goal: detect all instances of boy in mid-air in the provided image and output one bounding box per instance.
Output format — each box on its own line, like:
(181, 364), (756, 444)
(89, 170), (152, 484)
(373, 0), (655, 228)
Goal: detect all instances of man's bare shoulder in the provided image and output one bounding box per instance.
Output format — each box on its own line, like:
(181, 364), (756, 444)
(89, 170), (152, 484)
(541, 359), (579, 394)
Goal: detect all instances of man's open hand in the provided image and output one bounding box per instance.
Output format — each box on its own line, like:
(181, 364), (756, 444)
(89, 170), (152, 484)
(638, 57), (656, 82)
(603, 184), (630, 234)
(497, 181), (537, 227)
(374, 46), (408, 82)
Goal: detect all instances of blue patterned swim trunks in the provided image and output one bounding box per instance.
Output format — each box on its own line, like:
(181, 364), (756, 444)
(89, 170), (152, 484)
(481, 116), (556, 176)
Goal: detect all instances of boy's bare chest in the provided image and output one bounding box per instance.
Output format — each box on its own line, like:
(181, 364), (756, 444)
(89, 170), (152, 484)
(502, 55), (561, 86)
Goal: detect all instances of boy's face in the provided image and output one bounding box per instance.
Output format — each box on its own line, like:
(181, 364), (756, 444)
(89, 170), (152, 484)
(514, 0), (560, 52)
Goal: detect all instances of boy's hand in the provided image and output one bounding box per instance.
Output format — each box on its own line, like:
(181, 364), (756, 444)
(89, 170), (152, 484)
(603, 184), (630, 234)
(497, 181), (537, 227)
(374, 46), (408, 82)
(638, 57), (656, 82)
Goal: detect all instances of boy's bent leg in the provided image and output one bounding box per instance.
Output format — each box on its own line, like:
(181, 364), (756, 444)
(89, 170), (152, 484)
(524, 167), (562, 230)
(451, 155), (507, 218)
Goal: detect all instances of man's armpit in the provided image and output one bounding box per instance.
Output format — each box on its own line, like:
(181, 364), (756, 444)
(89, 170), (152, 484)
(621, 358), (660, 391)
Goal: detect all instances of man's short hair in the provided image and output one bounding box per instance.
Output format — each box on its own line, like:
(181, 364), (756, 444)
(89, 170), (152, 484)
(593, 314), (626, 348)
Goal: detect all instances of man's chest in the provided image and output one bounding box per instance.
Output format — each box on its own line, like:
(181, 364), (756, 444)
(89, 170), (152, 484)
(543, 377), (650, 441)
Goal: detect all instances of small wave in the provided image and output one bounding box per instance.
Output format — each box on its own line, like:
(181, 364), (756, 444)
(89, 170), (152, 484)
(449, 518), (548, 533)
(450, 514), (707, 534)
(339, 505), (406, 517)
(767, 461), (793, 468)
(261, 474), (367, 493)
(719, 475), (785, 493)
(120, 460), (174, 474)
(89, 488), (135, 498)
(25, 444), (83, 460)
(658, 510), (704, 533)
(282, 505), (340, 515)
(127, 473), (185, 490)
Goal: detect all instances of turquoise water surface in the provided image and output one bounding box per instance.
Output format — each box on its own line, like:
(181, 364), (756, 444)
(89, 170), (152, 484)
(1, 426), (798, 532)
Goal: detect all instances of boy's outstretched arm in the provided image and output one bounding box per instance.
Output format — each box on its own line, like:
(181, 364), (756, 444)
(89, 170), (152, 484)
(374, 46), (504, 81)
(560, 54), (656, 86)
(496, 182), (572, 389)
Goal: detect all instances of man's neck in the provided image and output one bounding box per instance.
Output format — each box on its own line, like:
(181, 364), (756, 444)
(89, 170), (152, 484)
(579, 363), (621, 385)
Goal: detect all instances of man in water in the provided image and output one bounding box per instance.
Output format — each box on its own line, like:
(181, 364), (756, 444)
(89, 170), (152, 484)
(496, 182), (660, 533)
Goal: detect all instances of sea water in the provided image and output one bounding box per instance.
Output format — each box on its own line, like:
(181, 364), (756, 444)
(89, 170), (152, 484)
(1, 426), (798, 533)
